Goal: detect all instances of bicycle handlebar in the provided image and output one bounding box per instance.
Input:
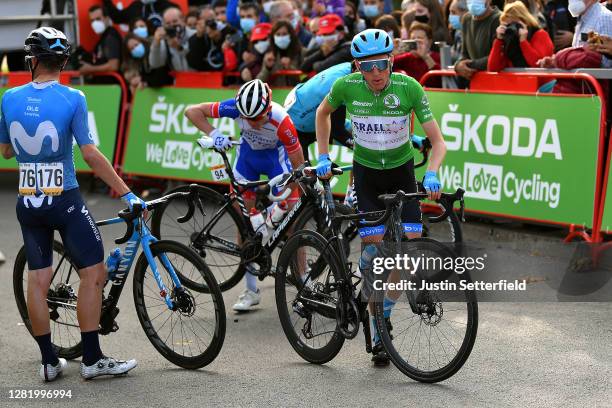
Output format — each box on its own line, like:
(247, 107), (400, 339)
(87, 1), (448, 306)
(196, 136), (241, 150)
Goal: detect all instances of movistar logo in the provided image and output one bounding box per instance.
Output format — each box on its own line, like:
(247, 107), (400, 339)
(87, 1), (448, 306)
(9, 121), (59, 155)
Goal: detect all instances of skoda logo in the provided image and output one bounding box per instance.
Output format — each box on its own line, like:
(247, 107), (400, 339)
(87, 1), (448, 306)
(383, 94), (400, 109)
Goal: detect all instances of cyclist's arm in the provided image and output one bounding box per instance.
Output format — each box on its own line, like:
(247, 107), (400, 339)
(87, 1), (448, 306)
(0, 100), (12, 159)
(315, 98), (336, 156)
(0, 144), (14, 159)
(277, 116), (305, 168)
(185, 99), (240, 136)
(80, 144), (129, 196)
(421, 120), (446, 172)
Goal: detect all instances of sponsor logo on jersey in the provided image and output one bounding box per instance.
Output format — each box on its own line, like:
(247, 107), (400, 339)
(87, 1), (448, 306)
(352, 101), (373, 107)
(9, 121), (59, 155)
(383, 94), (400, 109)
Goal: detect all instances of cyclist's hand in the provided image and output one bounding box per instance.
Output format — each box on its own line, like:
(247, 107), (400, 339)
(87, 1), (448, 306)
(121, 191), (147, 212)
(423, 170), (441, 201)
(411, 135), (426, 152)
(210, 128), (232, 152)
(316, 153), (332, 178)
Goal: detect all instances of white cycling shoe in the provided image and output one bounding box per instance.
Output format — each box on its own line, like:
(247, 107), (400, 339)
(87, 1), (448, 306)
(232, 289), (261, 312)
(39, 358), (67, 382)
(80, 357), (137, 380)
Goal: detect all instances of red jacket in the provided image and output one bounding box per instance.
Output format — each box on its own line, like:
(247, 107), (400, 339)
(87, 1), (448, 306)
(393, 51), (440, 82)
(487, 29), (554, 71)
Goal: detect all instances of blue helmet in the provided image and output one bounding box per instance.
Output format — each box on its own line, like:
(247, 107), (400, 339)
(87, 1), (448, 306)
(350, 29), (393, 59)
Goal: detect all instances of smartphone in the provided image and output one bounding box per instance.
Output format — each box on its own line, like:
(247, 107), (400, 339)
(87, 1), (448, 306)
(580, 32), (588, 42)
(400, 40), (418, 52)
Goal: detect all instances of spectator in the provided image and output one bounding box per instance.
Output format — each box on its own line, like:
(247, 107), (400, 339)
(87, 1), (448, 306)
(122, 34), (149, 94)
(362, 0), (385, 27)
(508, 0), (547, 27)
(344, 2), (367, 37)
(187, 17), (239, 71)
(448, 0), (468, 63)
(150, 7), (193, 71)
(403, 0), (452, 42)
(401, 9), (417, 39)
(454, 0), (501, 81)
(542, 0), (576, 51)
(312, 0), (346, 18)
(240, 22), (272, 81)
(102, 0), (180, 29)
(186, 10), (199, 30)
(239, 2), (262, 34)
(79, 5), (121, 75)
(488, 1), (554, 70)
(394, 22), (441, 81)
(375, 14), (403, 40)
(130, 17), (151, 39)
(269, 1), (313, 47)
(257, 21), (304, 85)
(301, 13), (352, 72)
(213, 0), (228, 22)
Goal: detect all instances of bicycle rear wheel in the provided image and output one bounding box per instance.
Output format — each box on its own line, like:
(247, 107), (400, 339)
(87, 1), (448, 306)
(151, 184), (246, 291)
(373, 238), (478, 382)
(275, 230), (345, 364)
(13, 242), (83, 360)
(421, 203), (463, 244)
(133, 240), (226, 369)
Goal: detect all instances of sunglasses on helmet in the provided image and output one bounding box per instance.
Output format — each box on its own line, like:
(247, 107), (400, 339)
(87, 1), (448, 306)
(357, 58), (390, 72)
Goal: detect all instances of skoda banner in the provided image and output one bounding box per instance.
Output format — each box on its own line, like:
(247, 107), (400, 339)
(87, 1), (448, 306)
(0, 85), (121, 172)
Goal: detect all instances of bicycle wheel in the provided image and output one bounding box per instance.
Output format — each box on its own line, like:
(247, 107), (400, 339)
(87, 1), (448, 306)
(373, 238), (478, 382)
(151, 184), (247, 291)
(13, 242), (83, 360)
(421, 203), (463, 244)
(133, 240), (226, 369)
(275, 230), (345, 364)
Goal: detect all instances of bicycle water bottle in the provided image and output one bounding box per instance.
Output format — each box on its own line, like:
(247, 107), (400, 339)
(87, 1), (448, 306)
(359, 245), (378, 273)
(105, 248), (122, 280)
(266, 200), (288, 228)
(249, 208), (268, 241)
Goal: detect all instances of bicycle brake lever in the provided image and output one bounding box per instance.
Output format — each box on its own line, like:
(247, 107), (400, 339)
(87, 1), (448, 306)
(177, 184), (198, 223)
(116, 204), (141, 244)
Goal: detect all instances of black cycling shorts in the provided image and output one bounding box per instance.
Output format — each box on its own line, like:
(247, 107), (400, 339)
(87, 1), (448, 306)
(353, 159), (422, 237)
(298, 105), (353, 161)
(16, 188), (104, 270)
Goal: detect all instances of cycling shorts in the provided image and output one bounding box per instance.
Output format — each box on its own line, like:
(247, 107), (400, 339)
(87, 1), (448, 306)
(234, 142), (299, 201)
(353, 159), (422, 238)
(16, 188), (104, 270)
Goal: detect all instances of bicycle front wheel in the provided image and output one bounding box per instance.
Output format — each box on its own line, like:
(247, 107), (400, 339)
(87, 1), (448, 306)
(133, 240), (226, 369)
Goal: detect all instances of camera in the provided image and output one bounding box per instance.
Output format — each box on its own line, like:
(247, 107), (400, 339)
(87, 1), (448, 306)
(504, 22), (522, 38)
(226, 32), (242, 45)
(165, 25), (179, 38)
(401, 40), (418, 52)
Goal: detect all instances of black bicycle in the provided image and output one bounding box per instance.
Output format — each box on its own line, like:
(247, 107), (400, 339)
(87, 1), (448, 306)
(151, 139), (353, 291)
(275, 167), (478, 382)
(13, 186), (226, 369)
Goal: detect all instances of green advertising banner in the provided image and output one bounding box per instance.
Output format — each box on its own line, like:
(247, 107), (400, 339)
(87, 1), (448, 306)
(123, 87), (353, 193)
(599, 165), (612, 233)
(0, 85), (121, 171)
(414, 90), (601, 227)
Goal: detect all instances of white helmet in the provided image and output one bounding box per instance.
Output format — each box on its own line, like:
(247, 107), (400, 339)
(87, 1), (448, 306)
(235, 79), (272, 118)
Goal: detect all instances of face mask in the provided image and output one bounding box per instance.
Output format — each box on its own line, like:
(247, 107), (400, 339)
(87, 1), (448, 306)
(185, 27), (197, 38)
(356, 19), (367, 33)
(240, 18), (256, 33)
(131, 43), (146, 58)
(414, 14), (430, 23)
(263, 1), (273, 14)
(567, 0), (586, 17)
(363, 5), (381, 18)
(274, 34), (291, 49)
(467, 0), (487, 16)
(133, 26), (148, 38)
(91, 20), (106, 34)
(291, 11), (301, 30)
(344, 16), (355, 30)
(215, 20), (227, 31)
(254, 40), (270, 54)
(449, 14), (462, 30)
(316, 34), (338, 45)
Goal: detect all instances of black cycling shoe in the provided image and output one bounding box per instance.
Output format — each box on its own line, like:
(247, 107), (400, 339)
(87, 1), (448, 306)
(371, 341), (390, 366)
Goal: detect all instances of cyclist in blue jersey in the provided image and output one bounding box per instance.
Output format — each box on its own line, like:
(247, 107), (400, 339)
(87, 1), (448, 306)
(0, 27), (144, 382)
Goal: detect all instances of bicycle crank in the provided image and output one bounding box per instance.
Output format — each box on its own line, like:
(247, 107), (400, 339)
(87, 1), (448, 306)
(336, 297), (360, 339)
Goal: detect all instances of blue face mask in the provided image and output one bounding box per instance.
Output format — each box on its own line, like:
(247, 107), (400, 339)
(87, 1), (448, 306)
(363, 5), (380, 18)
(131, 43), (146, 59)
(133, 26), (148, 39)
(467, 0), (487, 17)
(449, 14), (462, 30)
(240, 18), (256, 33)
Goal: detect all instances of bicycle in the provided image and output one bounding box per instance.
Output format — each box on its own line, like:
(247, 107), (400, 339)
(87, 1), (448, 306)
(13, 185), (226, 370)
(275, 167), (478, 382)
(150, 138), (353, 292)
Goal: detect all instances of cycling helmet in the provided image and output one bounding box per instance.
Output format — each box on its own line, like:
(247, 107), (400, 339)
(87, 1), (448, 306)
(350, 29), (393, 59)
(235, 79), (272, 119)
(24, 27), (71, 59)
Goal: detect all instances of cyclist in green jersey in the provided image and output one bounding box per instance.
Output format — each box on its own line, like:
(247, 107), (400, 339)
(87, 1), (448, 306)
(315, 28), (447, 366)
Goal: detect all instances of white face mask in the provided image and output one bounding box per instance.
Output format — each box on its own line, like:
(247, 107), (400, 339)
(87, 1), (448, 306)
(316, 34), (338, 45)
(567, 0), (586, 17)
(254, 40), (270, 54)
(91, 20), (106, 35)
(274, 34), (291, 49)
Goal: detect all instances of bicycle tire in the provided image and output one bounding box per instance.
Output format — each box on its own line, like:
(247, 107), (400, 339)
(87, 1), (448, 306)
(275, 230), (345, 364)
(151, 184), (247, 292)
(13, 242), (83, 360)
(133, 240), (226, 369)
(421, 203), (463, 245)
(373, 238), (478, 382)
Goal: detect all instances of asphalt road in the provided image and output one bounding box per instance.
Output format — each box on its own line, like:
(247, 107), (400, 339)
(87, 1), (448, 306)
(0, 177), (611, 408)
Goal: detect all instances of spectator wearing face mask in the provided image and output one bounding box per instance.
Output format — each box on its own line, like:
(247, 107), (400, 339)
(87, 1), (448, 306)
(102, 0), (179, 29)
(454, 0), (501, 81)
(122, 34), (149, 94)
(301, 13), (352, 72)
(488, 1), (554, 70)
(269, 1), (313, 47)
(402, 0), (452, 42)
(448, 0), (468, 63)
(130, 17), (151, 40)
(240, 23), (272, 81)
(344, 1), (367, 37)
(232, 3), (262, 68)
(258, 21), (304, 86)
(149, 7), (194, 71)
(312, 0), (346, 18)
(79, 5), (122, 75)
(212, 0), (228, 22)
(375, 14), (403, 54)
(186, 10), (199, 30)
(362, 0), (385, 27)
(187, 17), (239, 71)
(394, 22), (441, 81)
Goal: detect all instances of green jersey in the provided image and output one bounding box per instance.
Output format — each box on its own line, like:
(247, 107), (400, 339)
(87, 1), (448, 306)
(327, 72), (434, 170)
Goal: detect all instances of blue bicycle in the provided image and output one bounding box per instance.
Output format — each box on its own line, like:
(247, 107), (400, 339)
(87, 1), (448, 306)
(13, 185), (226, 369)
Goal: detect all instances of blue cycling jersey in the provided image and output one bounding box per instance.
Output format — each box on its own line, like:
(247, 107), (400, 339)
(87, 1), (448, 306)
(0, 81), (94, 193)
(285, 62), (352, 133)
